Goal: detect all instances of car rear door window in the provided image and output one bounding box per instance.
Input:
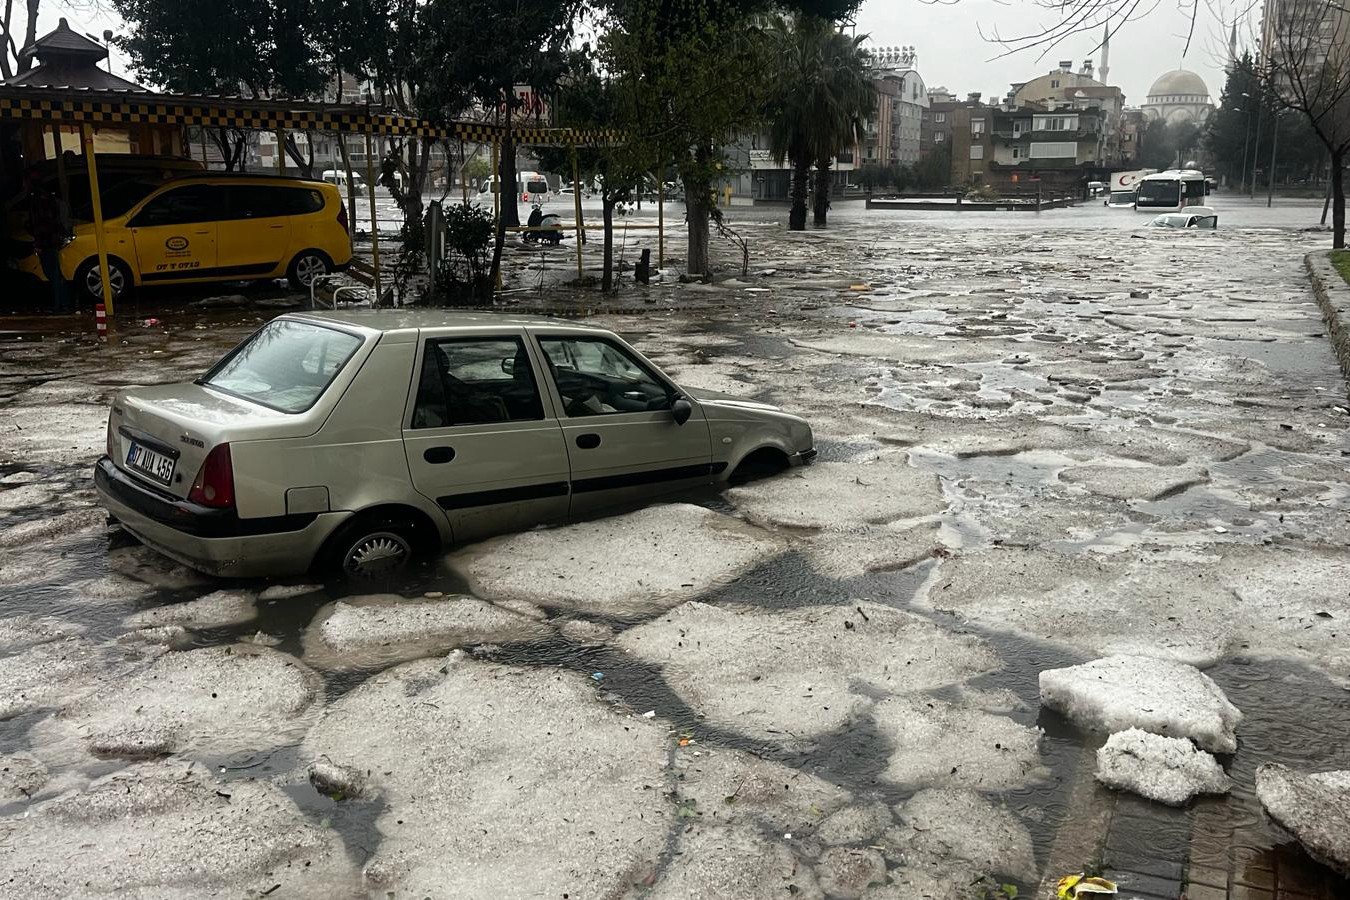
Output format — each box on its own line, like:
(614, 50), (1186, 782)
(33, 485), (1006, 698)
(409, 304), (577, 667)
(537, 337), (672, 416)
(223, 185), (326, 220)
(413, 338), (544, 427)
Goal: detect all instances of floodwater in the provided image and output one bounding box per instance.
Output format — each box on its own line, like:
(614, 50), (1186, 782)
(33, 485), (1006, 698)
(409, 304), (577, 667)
(1, 198), (1348, 897)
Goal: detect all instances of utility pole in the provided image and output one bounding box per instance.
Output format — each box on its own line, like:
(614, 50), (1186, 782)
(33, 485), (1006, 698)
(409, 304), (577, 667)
(1267, 110), (1280, 208)
(1249, 94), (1263, 198)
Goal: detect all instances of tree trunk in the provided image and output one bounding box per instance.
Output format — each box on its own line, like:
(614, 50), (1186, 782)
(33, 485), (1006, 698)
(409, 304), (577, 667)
(1333, 149), (1345, 250)
(498, 107), (519, 228)
(684, 175), (711, 277)
(336, 137), (359, 250)
(283, 133), (315, 178)
(684, 145), (712, 277)
(788, 158), (809, 231)
(813, 158), (831, 227)
(17, 0), (36, 74)
(602, 190), (615, 292)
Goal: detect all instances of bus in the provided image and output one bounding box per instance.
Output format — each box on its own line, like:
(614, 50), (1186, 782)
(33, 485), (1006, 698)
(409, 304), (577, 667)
(1134, 169), (1208, 212)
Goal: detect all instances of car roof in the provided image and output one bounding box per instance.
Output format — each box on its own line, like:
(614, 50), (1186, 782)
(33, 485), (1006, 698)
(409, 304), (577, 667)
(158, 172), (330, 187)
(287, 309), (611, 335)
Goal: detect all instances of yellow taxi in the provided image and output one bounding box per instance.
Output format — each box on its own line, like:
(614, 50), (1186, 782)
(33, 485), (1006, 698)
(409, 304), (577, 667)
(20, 174), (353, 301)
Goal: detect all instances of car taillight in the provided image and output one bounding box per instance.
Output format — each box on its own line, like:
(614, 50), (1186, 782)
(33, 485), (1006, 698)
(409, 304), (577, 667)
(188, 444), (235, 508)
(337, 202), (349, 235)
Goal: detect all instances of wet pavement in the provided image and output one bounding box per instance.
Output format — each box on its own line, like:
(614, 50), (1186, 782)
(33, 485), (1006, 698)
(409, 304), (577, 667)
(1, 195), (1348, 899)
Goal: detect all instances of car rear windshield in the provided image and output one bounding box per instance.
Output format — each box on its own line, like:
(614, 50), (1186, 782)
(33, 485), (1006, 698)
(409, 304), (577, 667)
(202, 320), (363, 412)
(526, 180), (548, 193)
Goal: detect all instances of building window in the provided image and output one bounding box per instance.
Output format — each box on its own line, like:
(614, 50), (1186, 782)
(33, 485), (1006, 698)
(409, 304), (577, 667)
(971, 118), (985, 135)
(969, 145), (984, 160)
(1033, 114), (1078, 132)
(1012, 146), (1022, 159)
(935, 131), (945, 142)
(1051, 79), (1060, 88)
(934, 112), (945, 123)
(1029, 141), (1076, 158)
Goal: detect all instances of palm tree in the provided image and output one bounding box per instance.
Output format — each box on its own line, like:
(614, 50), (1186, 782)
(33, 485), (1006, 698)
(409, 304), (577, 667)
(766, 15), (875, 230)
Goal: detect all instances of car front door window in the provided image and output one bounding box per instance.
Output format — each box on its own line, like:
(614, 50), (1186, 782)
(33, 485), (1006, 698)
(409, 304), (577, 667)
(538, 337), (672, 417)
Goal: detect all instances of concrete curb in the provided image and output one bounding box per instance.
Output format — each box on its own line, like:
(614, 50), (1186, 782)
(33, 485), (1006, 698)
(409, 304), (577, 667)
(1304, 250), (1350, 393)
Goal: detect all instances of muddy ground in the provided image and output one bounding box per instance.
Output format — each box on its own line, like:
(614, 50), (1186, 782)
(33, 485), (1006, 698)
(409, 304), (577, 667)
(1, 198), (1348, 899)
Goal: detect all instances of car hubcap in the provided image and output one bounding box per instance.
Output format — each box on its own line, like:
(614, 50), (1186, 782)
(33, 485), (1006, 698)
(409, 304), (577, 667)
(87, 266), (124, 299)
(343, 531), (410, 576)
(296, 255), (326, 286)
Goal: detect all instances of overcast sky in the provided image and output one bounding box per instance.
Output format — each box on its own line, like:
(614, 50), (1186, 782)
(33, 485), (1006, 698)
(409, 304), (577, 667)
(22, 0), (1253, 107)
(854, 0), (1254, 105)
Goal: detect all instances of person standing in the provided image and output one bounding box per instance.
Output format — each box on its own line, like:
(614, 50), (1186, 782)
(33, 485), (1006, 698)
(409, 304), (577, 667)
(25, 170), (73, 313)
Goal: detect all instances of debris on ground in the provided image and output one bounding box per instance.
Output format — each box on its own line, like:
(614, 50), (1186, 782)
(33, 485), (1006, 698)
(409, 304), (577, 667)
(1039, 655), (1242, 753)
(1254, 763), (1350, 877)
(1094, 727), (1230, 805)
(1056, 873), (1118, 897)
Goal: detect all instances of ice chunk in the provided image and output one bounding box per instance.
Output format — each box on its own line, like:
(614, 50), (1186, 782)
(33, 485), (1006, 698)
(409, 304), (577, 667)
(889, 788), (1036, 882)
(816, 802), (894, 846)
(302, 653), (669, 897)
(1039, 655), (1241, 753)
(0, 761), (354, 894)
(301, 594), (551, 670)
(640, 826), (823, 899)
(51, 645), (320, 759)
(448, 504), (781, 616)
(0, 752), (47, 802)
(872, 696), (1044, 790)
(725, 458), (945, 529)
(1255, 764), (1350, 878)
(616, 601), (999, 743)
(1058, 463), (1209, 501)
(816, 847), (887, 898)
(0, 638), (110, 719)
(1095, 728), (1230, 805)
(668, 744), (850, 834)
(125, 589), (258, 630)
(0, 614), (84, 653)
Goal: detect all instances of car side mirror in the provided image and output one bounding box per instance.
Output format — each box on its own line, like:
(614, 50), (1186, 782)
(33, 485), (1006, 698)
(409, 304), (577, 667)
(500, 358), (515, 375)
(671, 396), (693, 426)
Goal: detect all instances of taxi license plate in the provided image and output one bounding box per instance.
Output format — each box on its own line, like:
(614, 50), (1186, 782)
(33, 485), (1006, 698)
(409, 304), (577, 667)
(126, 441), (175, 485)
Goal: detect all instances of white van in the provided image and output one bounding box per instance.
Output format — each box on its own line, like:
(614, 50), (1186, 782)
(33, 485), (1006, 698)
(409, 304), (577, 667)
(321, 169), (365, 190)
(477, 171), (552, 206)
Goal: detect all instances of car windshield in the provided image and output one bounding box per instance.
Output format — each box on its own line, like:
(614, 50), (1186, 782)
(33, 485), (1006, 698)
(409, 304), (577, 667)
(202, 320), (363, 412)
(1109, 191), (1135, 204)
(1150, 215), (1186, 228)
(1137, 180), (1180, 205)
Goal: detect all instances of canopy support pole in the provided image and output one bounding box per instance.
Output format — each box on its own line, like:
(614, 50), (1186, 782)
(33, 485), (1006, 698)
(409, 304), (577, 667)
(364, 131), (382, 304)
(81, 123), (115, 319)
(572, 148), (583, 281)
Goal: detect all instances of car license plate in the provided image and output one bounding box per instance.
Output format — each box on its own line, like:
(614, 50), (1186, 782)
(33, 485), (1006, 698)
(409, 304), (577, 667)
(126, 441), (175, 485)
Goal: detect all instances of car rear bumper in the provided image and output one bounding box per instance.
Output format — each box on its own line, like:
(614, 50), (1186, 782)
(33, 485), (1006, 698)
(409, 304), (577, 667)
(94, 456), (344, 577)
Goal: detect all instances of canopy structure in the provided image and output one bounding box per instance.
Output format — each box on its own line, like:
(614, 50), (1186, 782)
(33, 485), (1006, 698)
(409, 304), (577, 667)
(0, 85), (621, 146)
(1, 79), (630, 315)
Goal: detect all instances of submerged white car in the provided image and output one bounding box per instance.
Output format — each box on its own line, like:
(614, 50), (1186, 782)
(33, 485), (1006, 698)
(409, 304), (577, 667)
(95, 311), (815, 577)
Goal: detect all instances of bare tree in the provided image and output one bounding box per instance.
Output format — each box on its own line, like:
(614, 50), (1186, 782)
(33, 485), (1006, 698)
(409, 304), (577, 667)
(1258, 0), (1350, 246)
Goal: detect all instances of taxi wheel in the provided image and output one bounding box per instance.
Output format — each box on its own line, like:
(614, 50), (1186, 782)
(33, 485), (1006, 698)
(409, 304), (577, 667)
(75, 257), (131, 304)
(321, 514), (419, 579)
(287, 250), (332, 290)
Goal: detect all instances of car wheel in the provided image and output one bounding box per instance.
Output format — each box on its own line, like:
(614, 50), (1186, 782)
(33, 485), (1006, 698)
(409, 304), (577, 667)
(287, 250), (332, 290)
(322, 515), (419, 579)
(75, 257), (131, 304)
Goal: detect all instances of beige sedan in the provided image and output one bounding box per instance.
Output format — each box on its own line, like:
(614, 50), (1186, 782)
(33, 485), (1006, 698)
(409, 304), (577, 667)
(95, 311), (815, 577)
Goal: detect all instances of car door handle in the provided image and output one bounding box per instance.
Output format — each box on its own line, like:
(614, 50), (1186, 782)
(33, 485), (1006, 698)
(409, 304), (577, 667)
(423, 446), (456, 464)
(575, 433), (601, 450)
(269, 224), (285, 229)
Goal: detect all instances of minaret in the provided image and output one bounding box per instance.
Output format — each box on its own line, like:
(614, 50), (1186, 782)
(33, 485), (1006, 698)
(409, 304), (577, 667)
(1228, 20), (1238, 68)
(1099, 23), (1111, 84)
